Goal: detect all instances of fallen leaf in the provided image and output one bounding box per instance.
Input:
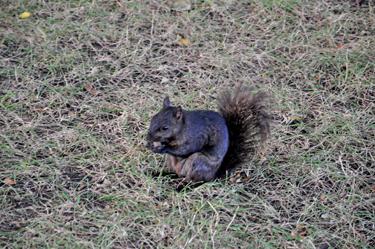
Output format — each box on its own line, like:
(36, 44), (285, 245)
(4, 178), (16, 185)
(371, 186), (375, 191)
(292, 115), (302, 121)
(330, 43), (344, 49)
(34, 108), (42, 111)
(177, 34), (189, 46)
(320, 195), (325, 201)
(314, 75), (319, 79)
(229, 173), (241, 184)
(241, 175), (251, 182)
(321, 213), (329, 219)
(84, 84), (100, 94)
(170, 0), (191, 11)
(161, 77), (169, 83)
(84, 84), (100, 95)
(19, 11), (31, 18)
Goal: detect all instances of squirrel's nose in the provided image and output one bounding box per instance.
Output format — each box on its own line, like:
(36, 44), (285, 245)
(146, 141), (152, 149)
(146, 133), (152, 141)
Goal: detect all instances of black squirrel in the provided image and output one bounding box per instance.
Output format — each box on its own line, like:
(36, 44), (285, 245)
(146, 85), (271, 183)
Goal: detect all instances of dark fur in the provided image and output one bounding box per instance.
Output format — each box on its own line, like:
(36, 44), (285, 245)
(146, 85), (271, 183)
(216, 85), (271, 177)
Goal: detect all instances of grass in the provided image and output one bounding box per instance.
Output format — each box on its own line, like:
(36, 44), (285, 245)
(1, 0), (374, 248)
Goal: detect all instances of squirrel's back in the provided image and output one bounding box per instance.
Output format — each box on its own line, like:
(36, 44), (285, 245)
(216, 85), (271, 177)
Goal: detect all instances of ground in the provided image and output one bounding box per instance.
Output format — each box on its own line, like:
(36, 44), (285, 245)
(0, 0), (374, 248)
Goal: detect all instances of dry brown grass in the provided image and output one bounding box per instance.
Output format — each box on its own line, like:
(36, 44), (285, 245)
(1, 0), (374, 248)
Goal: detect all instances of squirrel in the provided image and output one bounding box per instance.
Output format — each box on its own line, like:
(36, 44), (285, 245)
(146, 85), (271, 183)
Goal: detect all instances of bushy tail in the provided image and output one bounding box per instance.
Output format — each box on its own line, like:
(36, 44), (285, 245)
(216, 85), (271, 178)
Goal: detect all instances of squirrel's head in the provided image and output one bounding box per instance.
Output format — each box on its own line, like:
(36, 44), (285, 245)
(146, 97), (184, 153)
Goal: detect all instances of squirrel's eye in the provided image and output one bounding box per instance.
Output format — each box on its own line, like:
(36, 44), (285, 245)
(162, 126), (169, 131)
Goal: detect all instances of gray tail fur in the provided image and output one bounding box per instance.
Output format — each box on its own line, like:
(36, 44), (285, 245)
(217, 85), (271, 178)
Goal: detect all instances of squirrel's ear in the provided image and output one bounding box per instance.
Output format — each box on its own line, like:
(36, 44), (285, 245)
(173, 106), (183, 120)
(163, 97), (171, 108)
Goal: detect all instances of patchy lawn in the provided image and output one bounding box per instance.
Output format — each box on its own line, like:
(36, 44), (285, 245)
(0, 0), (374, 248)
